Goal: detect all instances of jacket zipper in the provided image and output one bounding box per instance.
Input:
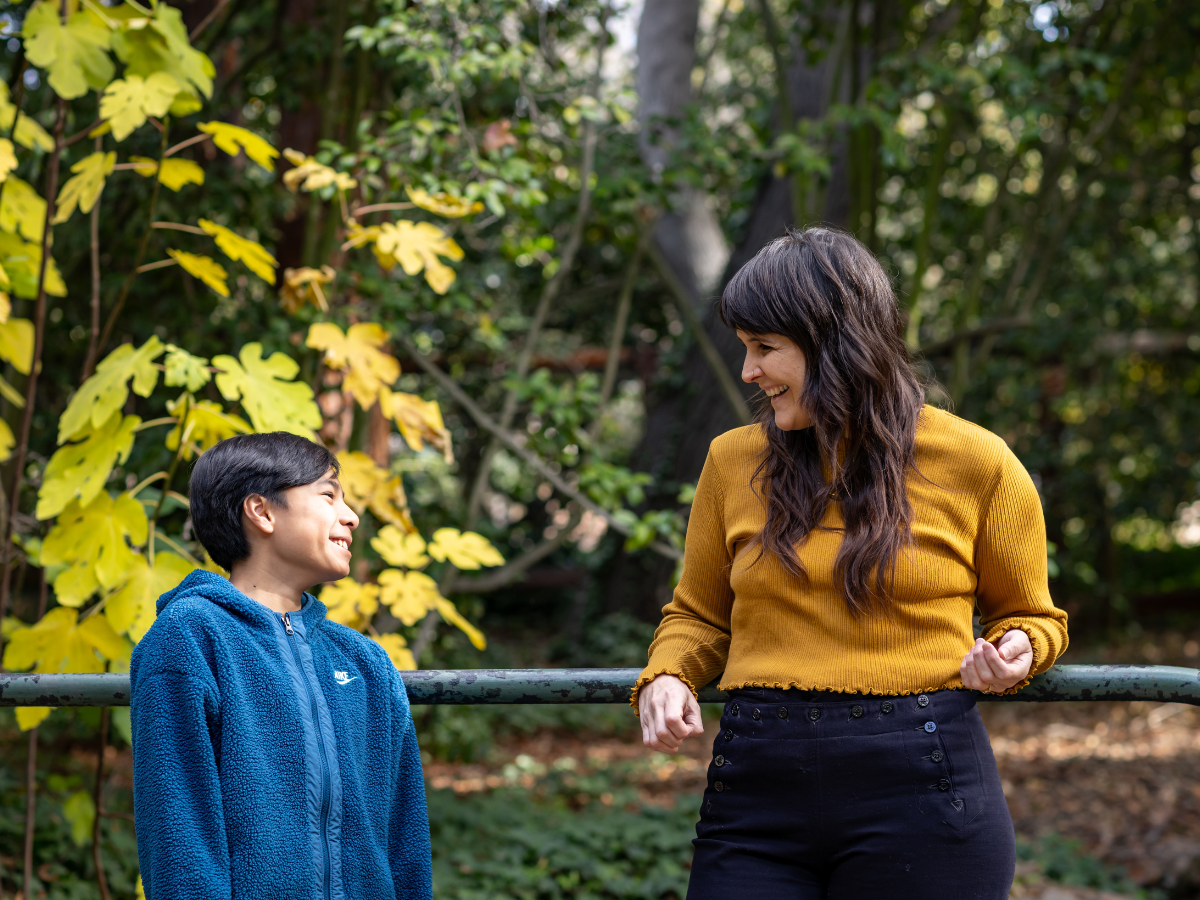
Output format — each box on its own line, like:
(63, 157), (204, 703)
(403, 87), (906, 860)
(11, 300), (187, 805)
(283, 612), (333, 900)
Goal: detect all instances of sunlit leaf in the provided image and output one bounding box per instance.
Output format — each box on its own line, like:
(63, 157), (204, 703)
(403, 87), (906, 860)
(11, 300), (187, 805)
(336, 452), (415, 531)
(111, 4), (214, 100)
(0, 81), (53, 151)
(53, 151), (116, 224)
(377, 568), (441, 626)
(319, 577), (379, 631)
(22, 2), (115, 100)
(374, 220), (463, 293)
(381, 386), (454, 462)
(372, 633), (415, 670)
(406, 186), (483, 218)
(163, 344), (210, 392)
(62, 790), (96, 846)
(100, 73), (181, 142)
(0, 232), (67, 298)
(0, 419), (14, 463)
(0, 139), (16, 183)
(212, 342), (321, 438)
(427, 527), (505, 570)
(167, 249), (228, 296)
(164, 396), (250, 460)
(434, 595), (486, 650)
(58, 336), (164, 443)
(280, 265), (334, 313)
(16, 706), (52, 730)
(198, 121), (278, 171)
(306, 322), (400, 409)
(281, 148), (357, 192)
(0, 176), (47, 242)
(41, 493), (148, 606)
(0, 316), (34, 374)
(106, 552), (195, 642)
(199, 218), (277, 283)
(37, 412), (140, 520)
(2, 606), (128, 676)
(129, 155), (204, 191)
(371, 525), (428, 568)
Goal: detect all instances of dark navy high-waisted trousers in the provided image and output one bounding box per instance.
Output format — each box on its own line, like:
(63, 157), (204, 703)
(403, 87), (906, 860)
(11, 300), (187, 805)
(687, 687), (1015, 900)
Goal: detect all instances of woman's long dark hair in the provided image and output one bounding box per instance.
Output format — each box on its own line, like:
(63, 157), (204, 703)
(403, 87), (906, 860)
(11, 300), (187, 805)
(719, 227), (926, 616)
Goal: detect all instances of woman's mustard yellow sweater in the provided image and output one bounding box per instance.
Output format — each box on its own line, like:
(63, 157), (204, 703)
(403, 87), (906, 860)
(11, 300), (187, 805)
(634, 406), (1068, 706)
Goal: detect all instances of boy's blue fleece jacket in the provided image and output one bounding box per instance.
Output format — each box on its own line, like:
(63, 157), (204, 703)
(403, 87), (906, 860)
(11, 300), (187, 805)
(130, 570), (432, 900)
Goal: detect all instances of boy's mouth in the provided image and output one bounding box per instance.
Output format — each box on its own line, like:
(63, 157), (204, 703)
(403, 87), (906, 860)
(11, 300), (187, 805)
(764, 384), (789, 399)
(330, 537), (351, 552)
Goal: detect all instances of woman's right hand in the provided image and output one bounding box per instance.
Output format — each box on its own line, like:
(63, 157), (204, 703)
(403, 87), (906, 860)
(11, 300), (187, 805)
(639, 674), (706, 753)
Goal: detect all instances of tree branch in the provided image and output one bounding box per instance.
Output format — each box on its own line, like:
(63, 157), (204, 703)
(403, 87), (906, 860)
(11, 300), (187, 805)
(916, 316), (1032, 356)
(647, 241), (751, 425)
(398, 334), (682, 561)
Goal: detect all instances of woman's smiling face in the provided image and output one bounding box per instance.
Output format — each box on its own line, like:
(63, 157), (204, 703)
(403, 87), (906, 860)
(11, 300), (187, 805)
(737, 330), (813, 431)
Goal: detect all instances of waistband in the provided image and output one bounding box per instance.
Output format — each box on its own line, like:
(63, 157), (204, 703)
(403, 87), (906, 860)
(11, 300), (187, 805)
(720, 687), (975, 739)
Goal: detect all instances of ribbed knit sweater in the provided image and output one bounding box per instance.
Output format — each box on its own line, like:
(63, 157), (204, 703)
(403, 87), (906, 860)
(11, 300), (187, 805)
(634, 406), (1068, 705)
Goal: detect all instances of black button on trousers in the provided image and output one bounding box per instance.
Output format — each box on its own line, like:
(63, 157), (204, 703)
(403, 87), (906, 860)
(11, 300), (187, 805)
(688, 687), (1015, 900)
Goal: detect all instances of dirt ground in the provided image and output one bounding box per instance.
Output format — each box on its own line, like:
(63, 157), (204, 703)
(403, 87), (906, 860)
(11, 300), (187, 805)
(425, 699), (1200, 899)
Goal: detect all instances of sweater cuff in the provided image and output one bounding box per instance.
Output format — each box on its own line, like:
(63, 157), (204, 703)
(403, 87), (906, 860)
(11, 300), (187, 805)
(980, 621), (1043, 695)
(630, 667), (699, 715)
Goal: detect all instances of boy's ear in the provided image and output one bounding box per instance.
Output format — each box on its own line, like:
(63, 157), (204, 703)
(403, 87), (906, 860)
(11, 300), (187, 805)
(242, 494), (276, 537)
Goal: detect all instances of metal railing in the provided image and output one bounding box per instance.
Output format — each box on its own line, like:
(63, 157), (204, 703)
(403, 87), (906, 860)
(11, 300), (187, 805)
(2, 664), (1200, 707)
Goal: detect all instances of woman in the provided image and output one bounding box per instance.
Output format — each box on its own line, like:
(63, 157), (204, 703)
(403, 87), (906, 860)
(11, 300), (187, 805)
(635, 228), (1067, 899)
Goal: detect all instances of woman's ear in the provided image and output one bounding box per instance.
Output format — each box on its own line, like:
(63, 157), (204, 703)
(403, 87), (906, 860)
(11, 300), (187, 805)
(242, 494), (276, 537)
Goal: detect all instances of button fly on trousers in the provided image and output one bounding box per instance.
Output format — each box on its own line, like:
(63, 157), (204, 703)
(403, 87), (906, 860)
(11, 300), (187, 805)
(807, 708), (821, 722)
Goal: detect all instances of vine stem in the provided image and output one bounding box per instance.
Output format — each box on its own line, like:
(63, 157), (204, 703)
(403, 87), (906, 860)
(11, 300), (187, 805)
(91, 116), (170, 371)
(82, 133), (103, 380)
(22, 574), (48, 900)
(91, 705), (111, 900)
(148, 398), (194, 567)
(0, 95), (68, 661)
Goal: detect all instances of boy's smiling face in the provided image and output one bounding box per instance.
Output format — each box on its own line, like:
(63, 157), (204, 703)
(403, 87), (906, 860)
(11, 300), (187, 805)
(241, 467), (360, 590)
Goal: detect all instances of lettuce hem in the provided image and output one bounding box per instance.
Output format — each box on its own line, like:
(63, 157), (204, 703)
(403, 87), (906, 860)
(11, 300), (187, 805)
(629, 668), (699, 715)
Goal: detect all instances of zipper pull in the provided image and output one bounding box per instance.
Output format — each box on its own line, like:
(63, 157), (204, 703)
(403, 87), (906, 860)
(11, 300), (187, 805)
(282, 612), (294, 636)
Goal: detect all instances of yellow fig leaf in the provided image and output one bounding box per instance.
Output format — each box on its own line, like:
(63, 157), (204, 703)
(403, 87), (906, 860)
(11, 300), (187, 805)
(0, 176), (47, 242)
(212, 342), (321, 438)
(306, 322), (400, 410)
(41, 493), (149, 607)
(22, 2), (115, 100)
(427, 527), (505, 570)
(164, 397), (250, 460)
(434, 596), (486, 650)
(0, 139), (16, 183)
(377, 568), (441, 626)
(58, 336), (164, 444)
(163, 344), (210, 392)
(16, 706), (53, 730)
(0, 232), (67, 299)
(111, 3), (214, 100)
(106, 552), (196, 642)
(63, 790), (96, 846)
(406, 186), (484, 218)
(198, 121), (279, 171)
(281, 148), (357, 192)
(372, 633), (415, 671)
(53, 151), (116, 224)
(0, 419), (14, 463)
(320, 577), (379, 631)
(280, 266), (334, 314)
(371, 525), (428, 569)
(100, 73), (181, 142)
(199, 218), (277, 283)
(0, 81), (54, 152)
(2, 606), (128, 676)
(0, 316), (34, 374)
(381, 386), (454, 463)
(374, 220), (463, 294)
(337, 453), (415, 532)
(129, 156), (204, 191)
(168, 249), (228, 296)
(37, 412), (140, 520)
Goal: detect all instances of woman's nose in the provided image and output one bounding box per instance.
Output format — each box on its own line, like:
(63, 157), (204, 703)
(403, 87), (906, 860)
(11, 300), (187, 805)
(742, 361), (761, 384)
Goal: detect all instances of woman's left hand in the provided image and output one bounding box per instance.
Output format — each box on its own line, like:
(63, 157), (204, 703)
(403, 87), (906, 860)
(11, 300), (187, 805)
(960, 629), (1033, 693)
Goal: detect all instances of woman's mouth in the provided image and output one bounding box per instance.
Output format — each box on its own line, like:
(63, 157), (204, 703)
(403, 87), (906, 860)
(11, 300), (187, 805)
(764, 384), (789, 400)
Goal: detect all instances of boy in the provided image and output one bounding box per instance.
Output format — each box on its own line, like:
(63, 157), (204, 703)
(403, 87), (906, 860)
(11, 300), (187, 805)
(131, 433), (431, 900)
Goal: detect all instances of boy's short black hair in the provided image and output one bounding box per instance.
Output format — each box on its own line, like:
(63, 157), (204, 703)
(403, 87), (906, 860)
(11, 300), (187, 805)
(189, 432), (339, 570)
